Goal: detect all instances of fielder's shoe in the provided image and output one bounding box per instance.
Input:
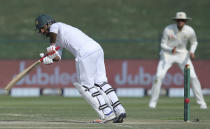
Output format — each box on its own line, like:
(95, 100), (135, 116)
(149, 102), (156, 109)
(113, 113), (126, 123)
(200, 103), (207, 109)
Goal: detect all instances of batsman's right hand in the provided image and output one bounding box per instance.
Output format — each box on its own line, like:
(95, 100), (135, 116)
(40, 53), (53, 65)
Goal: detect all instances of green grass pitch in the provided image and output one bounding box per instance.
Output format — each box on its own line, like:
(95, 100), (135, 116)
(0, 96), (209, 129)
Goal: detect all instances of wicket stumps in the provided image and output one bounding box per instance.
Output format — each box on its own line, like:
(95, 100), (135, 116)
(184, 64), (190, 122)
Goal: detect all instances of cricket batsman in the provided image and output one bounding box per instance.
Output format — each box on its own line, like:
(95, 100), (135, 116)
(35, 14), (126, 123)
(149, 12), (207, 109)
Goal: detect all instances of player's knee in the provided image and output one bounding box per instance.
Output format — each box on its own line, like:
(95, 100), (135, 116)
(154, 75), (164, 83)
(90, 89), (101, 97)
(95, 82), (115, 95)
(95, 82), (108, 90)
(157, 74), (165, 79)
(74, 82), (86, 92)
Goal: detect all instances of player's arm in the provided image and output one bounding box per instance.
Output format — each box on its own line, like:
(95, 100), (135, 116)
(40, 44), (62, 65)
(160, 28), (175, 53)
(45, 23), (63, 62)
(189, 29), (198, 60)
(50, 32), (57, 43)
(48, 32), (61, 62)
(40, 32), (61, 65)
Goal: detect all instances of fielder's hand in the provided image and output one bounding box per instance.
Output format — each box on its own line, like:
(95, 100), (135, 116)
(190, 53), (195, 60)
(46, 45), (59, 59)
(40, 53), (53, 65)
(172, 47), (176, 54)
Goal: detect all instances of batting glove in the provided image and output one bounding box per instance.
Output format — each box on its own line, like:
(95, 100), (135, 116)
(46, 45), (59, 59)
(40, 53), (53, 65)
(47, 45), (56, 52)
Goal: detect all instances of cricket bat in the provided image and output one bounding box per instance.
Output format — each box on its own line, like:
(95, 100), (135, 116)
(4, 46), (60, 91)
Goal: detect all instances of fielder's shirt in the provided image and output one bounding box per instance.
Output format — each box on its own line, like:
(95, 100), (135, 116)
(160, 24), (198, 54)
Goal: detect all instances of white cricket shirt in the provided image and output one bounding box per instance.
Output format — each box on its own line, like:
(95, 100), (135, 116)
(160, 24), (198, 54)
(50, 22), (102, 58)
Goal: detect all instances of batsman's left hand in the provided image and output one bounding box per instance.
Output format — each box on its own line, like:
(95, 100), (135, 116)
(46, 45), (59, 59)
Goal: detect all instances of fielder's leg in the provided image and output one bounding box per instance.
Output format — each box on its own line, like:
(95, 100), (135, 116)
(180, 61), (207, 109)
(95, 82), (126, 123)
(191, 79), (207, 109)
(149, 58), (172, 109)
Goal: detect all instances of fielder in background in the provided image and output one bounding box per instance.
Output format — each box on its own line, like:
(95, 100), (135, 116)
(35, 14), (126, 123)
(149, 12), (207, 109)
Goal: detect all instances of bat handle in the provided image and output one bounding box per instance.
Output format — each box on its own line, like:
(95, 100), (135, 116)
(39, 46), (60, 62)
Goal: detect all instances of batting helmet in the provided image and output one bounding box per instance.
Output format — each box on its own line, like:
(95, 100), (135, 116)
(35, 14), (56, 31)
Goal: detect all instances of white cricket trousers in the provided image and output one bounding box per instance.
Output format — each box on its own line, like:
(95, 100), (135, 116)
(150, 52), (207, 106)
(76, 49), (125, 116)
(75, 49), (108, 87)
(75, 49), (113, 117)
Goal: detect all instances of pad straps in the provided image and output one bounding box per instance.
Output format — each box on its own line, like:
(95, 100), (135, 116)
(112, 101), (121, 109)
(95, 82), (108, 89)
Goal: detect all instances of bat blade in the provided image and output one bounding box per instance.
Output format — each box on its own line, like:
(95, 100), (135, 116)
(4, 60), (41, 91)
(4, 46), (60, 91)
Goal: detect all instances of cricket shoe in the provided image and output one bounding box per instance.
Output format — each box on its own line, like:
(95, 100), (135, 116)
(103, 111), (116, 123)
(92, 111), (116, 123)
(200, 103), (207, 109)
(149, 102), (156, 109)
(113, 113), (126, 123)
